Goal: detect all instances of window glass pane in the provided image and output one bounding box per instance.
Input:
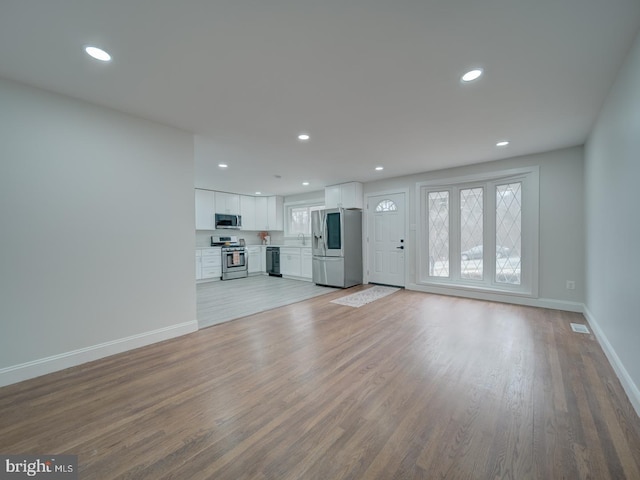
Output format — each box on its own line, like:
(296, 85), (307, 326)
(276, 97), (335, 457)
(326, 212), (342, 250)
(460, 187), (483, 280)
(286, 204), (325, 235)
(496, 183), (522, 284)
(288, 207), (309, 235)
(428, 191), (449, 277)
(419, 168), (536, 295)
(376, 199), (397, 212)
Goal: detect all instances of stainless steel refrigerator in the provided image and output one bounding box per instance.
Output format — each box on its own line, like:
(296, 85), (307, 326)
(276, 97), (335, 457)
(312, 208), (363, 288)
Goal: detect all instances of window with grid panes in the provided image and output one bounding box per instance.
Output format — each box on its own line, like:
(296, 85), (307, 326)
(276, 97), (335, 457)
(418, 167), (538, 296)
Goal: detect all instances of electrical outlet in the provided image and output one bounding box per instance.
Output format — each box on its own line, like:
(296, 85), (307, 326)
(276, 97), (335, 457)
(566, 280), (575, 290)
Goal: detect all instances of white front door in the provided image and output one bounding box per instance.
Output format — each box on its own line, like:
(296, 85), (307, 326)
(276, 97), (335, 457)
(367, 193), (406, 287)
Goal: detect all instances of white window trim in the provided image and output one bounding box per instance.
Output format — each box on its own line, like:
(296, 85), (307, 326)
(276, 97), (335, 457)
(416, 166), (539, 298)
(283, 199), (325, 238)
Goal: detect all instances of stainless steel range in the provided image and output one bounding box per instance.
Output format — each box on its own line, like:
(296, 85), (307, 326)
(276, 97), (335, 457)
(211, 236), (248, 280)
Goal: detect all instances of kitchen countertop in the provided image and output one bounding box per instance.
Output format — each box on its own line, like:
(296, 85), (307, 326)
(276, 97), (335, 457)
(265, 244), (311, 248)
(196, 244), (311, 249)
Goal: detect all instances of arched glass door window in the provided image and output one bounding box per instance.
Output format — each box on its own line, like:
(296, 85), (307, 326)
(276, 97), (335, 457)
(375, 199), (397, 212)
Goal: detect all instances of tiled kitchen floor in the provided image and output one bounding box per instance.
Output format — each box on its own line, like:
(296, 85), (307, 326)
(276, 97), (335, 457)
(197, 275), (338, 328)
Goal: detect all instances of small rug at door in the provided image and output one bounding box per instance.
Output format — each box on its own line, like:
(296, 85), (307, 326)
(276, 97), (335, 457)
(331, 285), (400, 308)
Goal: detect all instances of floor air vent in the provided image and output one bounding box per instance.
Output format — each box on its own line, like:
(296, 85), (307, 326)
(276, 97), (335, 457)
(570, 323), (590, 334)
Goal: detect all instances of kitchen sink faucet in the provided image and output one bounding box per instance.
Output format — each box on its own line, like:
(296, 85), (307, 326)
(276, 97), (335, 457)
(297, 233), (306, 246)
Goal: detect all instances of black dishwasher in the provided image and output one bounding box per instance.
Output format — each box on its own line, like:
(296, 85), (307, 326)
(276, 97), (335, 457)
(266, 246), (282, 277)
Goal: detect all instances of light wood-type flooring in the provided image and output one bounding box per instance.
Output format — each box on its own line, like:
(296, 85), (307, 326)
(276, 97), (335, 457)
(197, 275), (337, 328)
(2, 287), (640, 479)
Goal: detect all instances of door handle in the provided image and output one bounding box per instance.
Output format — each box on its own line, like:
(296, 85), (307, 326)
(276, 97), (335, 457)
(396, 246), (404, 249)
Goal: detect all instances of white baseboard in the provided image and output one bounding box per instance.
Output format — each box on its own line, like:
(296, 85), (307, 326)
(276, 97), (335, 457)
(583, 306), (640, 418)
(405, 283), (584, 312)
(0, 320), (198, 388)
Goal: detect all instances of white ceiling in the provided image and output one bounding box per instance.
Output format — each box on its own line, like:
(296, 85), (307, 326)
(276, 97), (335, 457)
(1, 1), (639, 196)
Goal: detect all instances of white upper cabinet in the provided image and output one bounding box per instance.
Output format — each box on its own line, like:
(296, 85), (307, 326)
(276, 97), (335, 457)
(196, 190), (283, 231)
(254, 196), (283, 231)
(214, 191), (240, 215)
(195, 189), (215, 230)
(325, 185), (341, 209)
(340, 182), (364, 209)
(324, 182), (363, 209)
(267, 196), (284, 231)
(255, 196), (269, 230)
(240, 195), (256, 230)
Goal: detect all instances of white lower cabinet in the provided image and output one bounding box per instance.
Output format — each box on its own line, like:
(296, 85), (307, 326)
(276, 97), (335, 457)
(199, 248), (221, 280)
(280, 247), (312, 280)
(280, 247), (302, 278)
(301, 248), (312, 279)
(197, 246), (308, 281)
(247, 246), (265, 275)
(195, 250), (203, 280)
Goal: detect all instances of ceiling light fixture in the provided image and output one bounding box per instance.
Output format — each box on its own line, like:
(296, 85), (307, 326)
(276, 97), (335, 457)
(84, 46), (111, 62)
(218, 163), (228, 168)
(297, 134), (310, 141)
(302, 182), (310, 186)
(496, 141), (510, 147)
(255, 192), (261, 195)
(375, 166), (384, 171)
(461, 69), (483, 82)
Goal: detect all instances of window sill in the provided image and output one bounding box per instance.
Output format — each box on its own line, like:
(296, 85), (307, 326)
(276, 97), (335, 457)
(414, 279), (536, 299)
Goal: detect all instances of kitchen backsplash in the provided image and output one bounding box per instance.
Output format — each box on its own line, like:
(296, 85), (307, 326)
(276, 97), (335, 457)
(196, 230), (285, 248)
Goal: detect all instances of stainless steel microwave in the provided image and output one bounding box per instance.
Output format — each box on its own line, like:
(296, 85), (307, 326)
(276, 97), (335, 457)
(215, 213), (242, 229)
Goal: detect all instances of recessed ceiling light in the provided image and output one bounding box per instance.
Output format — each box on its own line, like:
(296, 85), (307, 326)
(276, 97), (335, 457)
(84, 46), (111, 62)
(375, 166), (384, 171)
(255, 191), (261, 195)
(461, 69), (483, 82)
(496, 141), (510, 147)
(218, 163), (228, 168)
(298, 134), (310, 141)
(302, 182), (310, 186)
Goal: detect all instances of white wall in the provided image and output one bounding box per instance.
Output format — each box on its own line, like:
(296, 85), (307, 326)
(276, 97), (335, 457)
(0, 78), (197, 385)
(284, 190), (325, 205)
(584, 31), (640, 414)
(363, 146), (585, 310)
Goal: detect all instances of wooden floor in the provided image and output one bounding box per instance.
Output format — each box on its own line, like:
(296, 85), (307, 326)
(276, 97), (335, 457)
(2, 288), (640, 479)
(197, 275), (337, 328)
